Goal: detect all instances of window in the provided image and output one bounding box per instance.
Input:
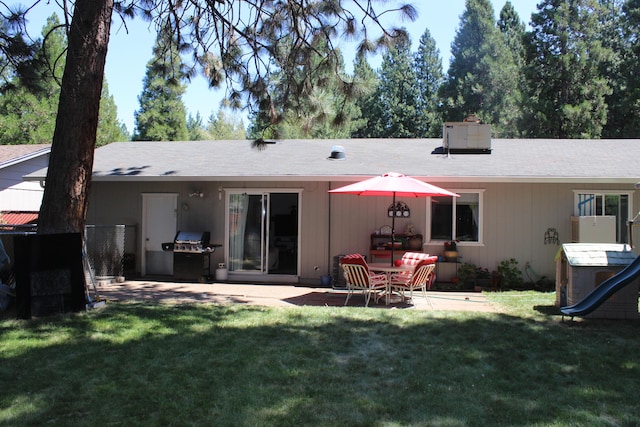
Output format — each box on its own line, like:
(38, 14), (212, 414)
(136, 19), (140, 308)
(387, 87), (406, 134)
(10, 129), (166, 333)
(575, 191), (632, 243)
(429, 191), (483, 244)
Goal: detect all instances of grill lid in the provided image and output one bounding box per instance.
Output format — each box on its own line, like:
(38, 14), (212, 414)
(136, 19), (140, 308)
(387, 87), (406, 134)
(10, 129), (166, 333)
(174, 231), (210, 244)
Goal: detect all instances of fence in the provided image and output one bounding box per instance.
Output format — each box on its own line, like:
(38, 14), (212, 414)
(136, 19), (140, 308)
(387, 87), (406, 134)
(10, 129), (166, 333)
(84, 225), (126, 281)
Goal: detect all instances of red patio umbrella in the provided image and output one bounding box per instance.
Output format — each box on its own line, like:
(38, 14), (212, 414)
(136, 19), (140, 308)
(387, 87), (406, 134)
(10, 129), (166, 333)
(329, 172), (459, 265)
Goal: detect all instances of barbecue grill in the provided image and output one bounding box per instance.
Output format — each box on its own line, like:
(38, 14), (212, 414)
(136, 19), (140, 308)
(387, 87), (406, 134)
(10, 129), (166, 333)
(162, 231), (221, 281)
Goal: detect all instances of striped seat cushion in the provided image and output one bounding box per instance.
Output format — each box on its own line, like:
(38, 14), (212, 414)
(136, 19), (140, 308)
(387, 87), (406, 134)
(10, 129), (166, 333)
(401, 252), (437, 266)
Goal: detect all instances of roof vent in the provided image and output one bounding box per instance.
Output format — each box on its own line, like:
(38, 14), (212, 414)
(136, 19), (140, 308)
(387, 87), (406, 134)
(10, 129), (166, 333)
(328, 145), (346, 160)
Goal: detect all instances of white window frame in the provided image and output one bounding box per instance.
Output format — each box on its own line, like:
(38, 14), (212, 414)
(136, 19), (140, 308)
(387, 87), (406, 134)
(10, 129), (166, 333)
(573, 190), (633, 217)
(426, 189), (485, 246)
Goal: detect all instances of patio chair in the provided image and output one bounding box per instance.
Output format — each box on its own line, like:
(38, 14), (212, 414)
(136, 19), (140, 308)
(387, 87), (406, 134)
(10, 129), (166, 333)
(391, 253), (438, 290)
(340, 254), (387, 307)
(390, 260), (436, 307)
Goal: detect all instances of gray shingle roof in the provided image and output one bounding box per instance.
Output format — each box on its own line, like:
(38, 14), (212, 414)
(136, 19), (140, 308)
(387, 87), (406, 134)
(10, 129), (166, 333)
(25, 138), (640, 183)
(562, 243), (636, 267)
(0, 144), (50, 169)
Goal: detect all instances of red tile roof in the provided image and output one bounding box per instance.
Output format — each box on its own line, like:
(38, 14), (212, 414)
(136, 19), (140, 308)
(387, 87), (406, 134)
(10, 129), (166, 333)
(0, 211), (39, 225)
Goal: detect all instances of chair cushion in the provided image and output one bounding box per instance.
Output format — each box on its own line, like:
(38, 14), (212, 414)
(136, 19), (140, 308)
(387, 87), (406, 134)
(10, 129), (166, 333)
(415, 259), (437, 289)
(415, 256), (438, 268)
(340, 253), (369, 270)
(401, 252), (435, 267)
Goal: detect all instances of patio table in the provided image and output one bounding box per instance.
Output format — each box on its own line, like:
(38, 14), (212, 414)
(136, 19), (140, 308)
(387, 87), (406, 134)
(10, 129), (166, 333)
(368, 262), (413, 305)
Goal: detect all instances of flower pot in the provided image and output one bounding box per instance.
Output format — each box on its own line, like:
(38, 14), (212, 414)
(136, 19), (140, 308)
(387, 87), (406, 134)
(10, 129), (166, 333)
(320, 275), (332, 287)
(443, 250), (458, 262)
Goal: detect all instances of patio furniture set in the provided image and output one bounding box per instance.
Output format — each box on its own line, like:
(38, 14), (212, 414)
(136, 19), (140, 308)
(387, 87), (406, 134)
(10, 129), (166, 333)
(340, 252), (438, 307)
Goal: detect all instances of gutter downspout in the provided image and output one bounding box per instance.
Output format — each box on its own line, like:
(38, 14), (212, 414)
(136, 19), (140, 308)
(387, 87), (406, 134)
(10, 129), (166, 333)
(328, 182), (332, 277)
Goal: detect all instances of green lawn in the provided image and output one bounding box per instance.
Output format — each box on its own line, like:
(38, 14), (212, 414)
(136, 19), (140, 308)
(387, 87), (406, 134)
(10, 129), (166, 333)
(1, 292), (639, 426)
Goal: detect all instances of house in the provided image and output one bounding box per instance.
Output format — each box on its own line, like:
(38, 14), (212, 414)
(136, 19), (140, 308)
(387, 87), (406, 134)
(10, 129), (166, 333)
(24, 136), (640, 286)
(0, 144), (50, 225)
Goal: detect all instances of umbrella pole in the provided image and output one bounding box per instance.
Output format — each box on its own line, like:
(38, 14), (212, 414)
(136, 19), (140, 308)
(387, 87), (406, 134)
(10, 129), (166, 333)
(391, 192), (396, 266)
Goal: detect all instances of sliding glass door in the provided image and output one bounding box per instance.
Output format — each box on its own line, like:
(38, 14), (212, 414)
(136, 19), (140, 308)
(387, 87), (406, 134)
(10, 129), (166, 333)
(227, 191), (299, 276)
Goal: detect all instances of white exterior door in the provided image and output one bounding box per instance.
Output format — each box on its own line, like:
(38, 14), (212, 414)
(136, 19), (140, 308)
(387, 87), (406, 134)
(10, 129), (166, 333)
(142, 193), (178, 276)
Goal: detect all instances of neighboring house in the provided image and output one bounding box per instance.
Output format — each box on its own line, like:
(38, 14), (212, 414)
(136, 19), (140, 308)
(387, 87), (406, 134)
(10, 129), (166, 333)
(0, 144), (50, 224)
(24, 134), (640, 286)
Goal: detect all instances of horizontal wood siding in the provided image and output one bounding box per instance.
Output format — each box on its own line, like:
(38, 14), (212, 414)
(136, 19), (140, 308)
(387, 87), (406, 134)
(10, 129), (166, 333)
(0, 156), (49, 211)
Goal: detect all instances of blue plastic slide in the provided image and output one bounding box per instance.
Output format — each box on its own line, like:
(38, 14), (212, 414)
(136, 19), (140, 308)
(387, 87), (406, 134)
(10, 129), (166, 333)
(561, 254), (640, 318)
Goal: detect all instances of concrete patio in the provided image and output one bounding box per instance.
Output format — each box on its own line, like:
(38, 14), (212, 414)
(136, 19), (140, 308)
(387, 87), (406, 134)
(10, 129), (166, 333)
(95, 280), (501, 312)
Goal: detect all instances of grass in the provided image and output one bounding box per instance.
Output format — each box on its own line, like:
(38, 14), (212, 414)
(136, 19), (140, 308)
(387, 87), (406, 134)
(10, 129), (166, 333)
(1, 292), (639, 426)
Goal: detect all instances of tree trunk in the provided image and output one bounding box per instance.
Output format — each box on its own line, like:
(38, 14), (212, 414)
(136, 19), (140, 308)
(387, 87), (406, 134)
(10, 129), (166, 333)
(38, 0), (114, 235)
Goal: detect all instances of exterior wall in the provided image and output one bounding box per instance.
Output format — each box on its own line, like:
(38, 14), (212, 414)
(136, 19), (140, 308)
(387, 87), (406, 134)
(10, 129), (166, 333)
(446, 182), (573, 283)
(328, 181), (576, 282)
(89, 179), (638, 286)
(88, 180), (331, 283)
(0, 155), (49, 212)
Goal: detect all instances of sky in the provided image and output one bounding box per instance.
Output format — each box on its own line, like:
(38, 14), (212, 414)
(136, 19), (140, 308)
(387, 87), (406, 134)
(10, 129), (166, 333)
(25, 0), (540, 134)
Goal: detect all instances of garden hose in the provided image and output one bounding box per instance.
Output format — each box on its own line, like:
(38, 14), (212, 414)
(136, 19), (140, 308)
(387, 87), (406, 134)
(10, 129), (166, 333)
(525, 262), (542, 283)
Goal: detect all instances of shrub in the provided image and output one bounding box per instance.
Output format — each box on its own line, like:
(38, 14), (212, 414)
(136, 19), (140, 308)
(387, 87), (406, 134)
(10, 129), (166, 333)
(497, 258), (524, 289)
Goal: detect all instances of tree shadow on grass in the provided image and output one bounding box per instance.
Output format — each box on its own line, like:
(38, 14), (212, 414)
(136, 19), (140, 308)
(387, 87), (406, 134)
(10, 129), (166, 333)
(533, 304), (562, 316)
(1, 303), (639, 426)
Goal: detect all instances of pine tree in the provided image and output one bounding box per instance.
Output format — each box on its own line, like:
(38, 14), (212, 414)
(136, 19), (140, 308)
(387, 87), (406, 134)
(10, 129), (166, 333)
(440, 0), (521, 137)
(0, 13), (126, 145)
(0, 14), (64, 144)
(97, 81), (129, 145)
(247, 38), (359, 139)
(350, 54), (380, 138)
(187, 113), (210, 140)
(602, 0), (634, 137)
(207, 109), (247, 140)
(524, 0), (613, 138)
(133, 24), (188, 141)
(414, 28), (444, 138)
(497, 1), (527, 137)
(374, 33), (422, 137)
(0, 11), (41, 92)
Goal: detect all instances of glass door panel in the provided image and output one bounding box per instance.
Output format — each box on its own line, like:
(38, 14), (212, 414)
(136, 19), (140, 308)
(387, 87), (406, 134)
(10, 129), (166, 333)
(229, 193), (266, 272)
(228, 191), (299, 275)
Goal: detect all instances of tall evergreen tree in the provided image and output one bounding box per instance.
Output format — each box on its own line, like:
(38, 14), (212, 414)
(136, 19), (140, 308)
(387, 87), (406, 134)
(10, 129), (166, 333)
(603, 0), (635, 137)
(247, 38), (359, 139)
(350, 54), (381, 138)
(414, 28), (444, 138)
(186, 112), (209, 140)
(497, 1), (527, 137)
(207, 109), (247, 140)
(440, 0), (520, 137)
(0, 14), (125, 145)
(0, 14), (63, 144)
(0, 11), (42, 92)
(97, 81), (129, 145)
(524, 0), (613, 138)
(133, 24), (188, 141)
(373, 33), (422, 137)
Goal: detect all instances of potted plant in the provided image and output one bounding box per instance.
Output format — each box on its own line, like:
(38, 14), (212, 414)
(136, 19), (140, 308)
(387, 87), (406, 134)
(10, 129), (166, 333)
(443, 240), (458, 262)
